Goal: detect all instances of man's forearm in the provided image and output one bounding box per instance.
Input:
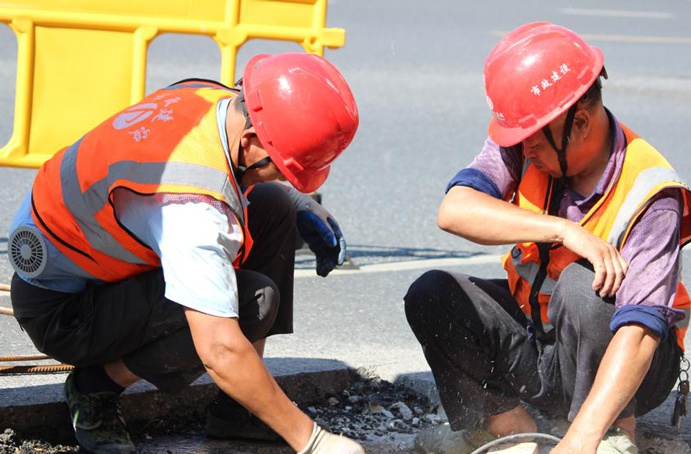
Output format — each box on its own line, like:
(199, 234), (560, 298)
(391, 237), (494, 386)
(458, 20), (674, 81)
(559, 324), (660, 451)
(205, 341), (313, 450)
(185, 309), (313, 451)
(438, 186), (568, 245)
(440, 186), (628, 298)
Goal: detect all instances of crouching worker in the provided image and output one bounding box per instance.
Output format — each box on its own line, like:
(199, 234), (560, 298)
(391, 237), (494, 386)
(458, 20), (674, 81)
(8, 52), (364, 454)
(405, 22), (691, 454)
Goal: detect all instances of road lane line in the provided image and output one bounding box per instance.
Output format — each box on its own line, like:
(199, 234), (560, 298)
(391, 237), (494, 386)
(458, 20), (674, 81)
(490, 30), (691, 45)
(560, 8), (673, 19)
(296, 248), (691, 278)
(295, 254), (503, 278)
(580, 34), (691, 44)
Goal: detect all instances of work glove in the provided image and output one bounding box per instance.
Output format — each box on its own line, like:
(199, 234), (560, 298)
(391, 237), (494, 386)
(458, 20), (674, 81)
(285, 187), (347, 277)
(297, 423), (365, 454)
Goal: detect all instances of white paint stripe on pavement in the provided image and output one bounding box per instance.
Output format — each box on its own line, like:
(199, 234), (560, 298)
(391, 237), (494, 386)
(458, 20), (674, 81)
(295, 254), (503, 278)
(560, 8), (673, 19)
(490, 31), (691, 45)
(580, 34), (691, 45)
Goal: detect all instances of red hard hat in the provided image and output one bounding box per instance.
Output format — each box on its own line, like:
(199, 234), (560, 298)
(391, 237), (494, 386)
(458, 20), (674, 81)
(242, 53), (359, 193)
(484, 22), (605, 147)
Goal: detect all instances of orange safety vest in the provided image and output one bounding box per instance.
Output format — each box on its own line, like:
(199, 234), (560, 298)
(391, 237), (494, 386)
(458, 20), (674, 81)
(503, 124), (691, 349)
(30, 79), (253, 282)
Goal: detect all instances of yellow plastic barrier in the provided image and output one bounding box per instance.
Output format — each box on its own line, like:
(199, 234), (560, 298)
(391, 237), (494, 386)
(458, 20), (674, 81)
(0, 0), (345, 168)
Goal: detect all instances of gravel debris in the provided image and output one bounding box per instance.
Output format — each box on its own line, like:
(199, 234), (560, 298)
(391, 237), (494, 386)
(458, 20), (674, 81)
(0, 428), (78, 453)
(302, 373), (439, 444)
(4, 373), (688, 453)
(0, 374), (441, 454)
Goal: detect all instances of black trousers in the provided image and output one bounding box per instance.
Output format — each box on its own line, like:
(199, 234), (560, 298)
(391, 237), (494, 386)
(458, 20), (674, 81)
(11, 182), (297, 393)
(404, 261), (682, 430)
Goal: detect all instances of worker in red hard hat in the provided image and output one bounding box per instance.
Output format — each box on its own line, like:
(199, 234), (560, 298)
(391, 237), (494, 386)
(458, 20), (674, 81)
(405, 22), (691, 454)
(8, 52), (362, 454)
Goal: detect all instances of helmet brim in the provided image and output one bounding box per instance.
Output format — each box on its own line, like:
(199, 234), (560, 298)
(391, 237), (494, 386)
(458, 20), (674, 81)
(276, 161), (330, 194)
(488, 117), (536, 148)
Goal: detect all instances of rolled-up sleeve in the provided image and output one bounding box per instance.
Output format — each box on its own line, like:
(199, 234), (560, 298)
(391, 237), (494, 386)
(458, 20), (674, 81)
(611, 189), (686, 339)
(445, 137), (523, 199)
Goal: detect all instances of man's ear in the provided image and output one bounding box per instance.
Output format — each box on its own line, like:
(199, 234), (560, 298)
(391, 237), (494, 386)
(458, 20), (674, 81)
(240, 127), (257, 150)
(573, 108), (590, 139)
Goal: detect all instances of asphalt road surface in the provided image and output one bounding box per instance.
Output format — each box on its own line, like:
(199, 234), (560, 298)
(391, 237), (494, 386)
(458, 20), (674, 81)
(1, 0), (691, 452)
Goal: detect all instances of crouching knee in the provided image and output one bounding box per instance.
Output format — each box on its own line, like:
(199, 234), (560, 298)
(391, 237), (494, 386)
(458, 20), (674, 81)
(404, 269), (458, 337)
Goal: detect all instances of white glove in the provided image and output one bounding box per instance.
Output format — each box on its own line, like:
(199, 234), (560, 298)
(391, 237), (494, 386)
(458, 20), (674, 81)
(296, 423), (365, 454)
(284, 186), (347, 277)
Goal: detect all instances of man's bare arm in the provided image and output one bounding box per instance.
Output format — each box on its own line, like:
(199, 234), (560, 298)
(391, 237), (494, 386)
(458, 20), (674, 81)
(184, 309), (313, 451)
(552, 325), (659, 453)
(439, 186), (628, 297)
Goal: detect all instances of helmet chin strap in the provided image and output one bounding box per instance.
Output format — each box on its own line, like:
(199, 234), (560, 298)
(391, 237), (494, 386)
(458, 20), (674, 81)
(232, 90), (272, 183)
(527, 105), (578, 343)
(541, 103), (578, 180)
(234, 147), (272, 184)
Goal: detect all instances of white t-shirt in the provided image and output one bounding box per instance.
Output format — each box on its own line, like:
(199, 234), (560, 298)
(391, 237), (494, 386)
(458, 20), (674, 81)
(112, 190), (243, 318)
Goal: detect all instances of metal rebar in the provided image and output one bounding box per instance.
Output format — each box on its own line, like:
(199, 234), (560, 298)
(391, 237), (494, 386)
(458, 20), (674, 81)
(0, 354), (53, 362)
(0, 283), (74, 375)
(0, 364), (74, 374)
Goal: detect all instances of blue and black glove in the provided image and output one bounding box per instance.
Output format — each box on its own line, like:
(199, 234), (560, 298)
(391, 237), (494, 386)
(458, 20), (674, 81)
(286, 187), (346, 277)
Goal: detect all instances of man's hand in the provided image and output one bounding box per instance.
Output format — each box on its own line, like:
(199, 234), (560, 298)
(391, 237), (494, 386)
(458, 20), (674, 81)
(297, 423), (365, 454)
(561, 222), (628, 298)
(286, 187), (346, 277)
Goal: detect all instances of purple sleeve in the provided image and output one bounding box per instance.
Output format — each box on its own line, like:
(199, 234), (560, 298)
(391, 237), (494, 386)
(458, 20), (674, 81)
(446, 137), (523, 199)
(611, 189), (686, 339)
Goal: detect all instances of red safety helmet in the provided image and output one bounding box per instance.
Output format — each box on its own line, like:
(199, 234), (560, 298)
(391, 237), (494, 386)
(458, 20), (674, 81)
(242, 53), (359, 193)
(484, 22), (605, 147)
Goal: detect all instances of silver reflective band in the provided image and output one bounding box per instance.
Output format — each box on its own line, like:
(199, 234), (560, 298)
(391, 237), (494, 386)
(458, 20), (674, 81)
(511, 247), (557, 295)
(59, 140), (239, 264)
(608, 166), (686, 247)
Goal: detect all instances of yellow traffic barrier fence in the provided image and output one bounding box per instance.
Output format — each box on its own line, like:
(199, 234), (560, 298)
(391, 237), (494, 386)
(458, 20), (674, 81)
(0, 0), (346, 168)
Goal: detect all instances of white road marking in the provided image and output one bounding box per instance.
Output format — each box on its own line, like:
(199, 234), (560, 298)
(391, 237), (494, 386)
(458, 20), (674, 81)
(295, 254), (504, 278)
(490, 30), (691, 45)
(560, 8), (673, 19)
(579, 34), (691, 45)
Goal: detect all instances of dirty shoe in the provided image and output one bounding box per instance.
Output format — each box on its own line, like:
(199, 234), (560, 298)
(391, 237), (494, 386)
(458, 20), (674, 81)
(596, 426), (638, 454)
(413, 423), (494, 454)
(205, 390), (283, 442)
(64, 371), (134, 454)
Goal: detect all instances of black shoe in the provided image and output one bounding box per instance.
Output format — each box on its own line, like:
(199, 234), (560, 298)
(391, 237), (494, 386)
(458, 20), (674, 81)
(64, 371), (135, 454)
(205, 390), (283, 442)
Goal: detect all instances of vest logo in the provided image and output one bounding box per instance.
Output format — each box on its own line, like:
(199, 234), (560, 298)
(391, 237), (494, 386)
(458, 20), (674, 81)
(112, 103), (159, 130)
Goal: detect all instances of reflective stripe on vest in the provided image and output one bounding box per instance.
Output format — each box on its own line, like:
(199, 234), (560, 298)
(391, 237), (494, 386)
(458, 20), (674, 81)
(502, 124), (691, 349)
(31, 81), (248, 282)
(607, 166), (684, 247)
